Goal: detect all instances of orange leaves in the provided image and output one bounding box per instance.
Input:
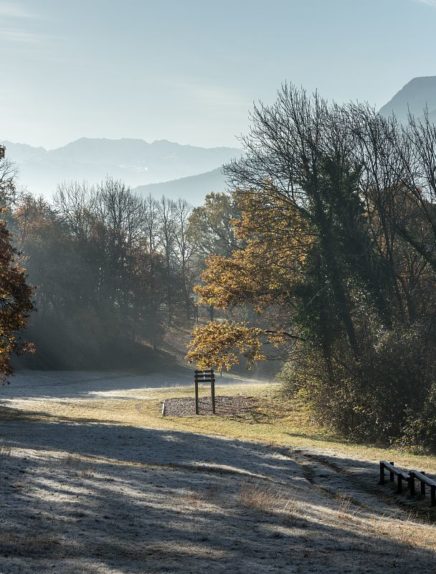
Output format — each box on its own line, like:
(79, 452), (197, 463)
(186, 321), (265, 371)
(188, 185), (315, 369)
(194, 253), (262, 309)
(194, 187), (313, 311)
(0, 215), (33, 380)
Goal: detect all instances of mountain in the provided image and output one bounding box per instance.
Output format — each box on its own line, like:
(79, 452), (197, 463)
(0, 138), (240, 197)
(133, 168), (227, 205)
(379, 76), (436, 123)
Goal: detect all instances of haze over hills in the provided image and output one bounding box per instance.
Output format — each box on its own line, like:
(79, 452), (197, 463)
(133, 168), (227, 205)
(379, 76), (436, 123)
(3, 77), (436, 205)
(1, 137), (240, 200)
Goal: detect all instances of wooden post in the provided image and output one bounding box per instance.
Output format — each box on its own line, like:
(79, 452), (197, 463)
(408, 471), (415, 496)
(194, 371), (199, 415)
(194, 369), (216, 415)
(397, 474), (403, 494)
(431, 485), (436, 507)
(389, 461), (395, 482)
(379, 461), (385, 485)
(211, 371), (216, 415)
(421, 471), (426, 496)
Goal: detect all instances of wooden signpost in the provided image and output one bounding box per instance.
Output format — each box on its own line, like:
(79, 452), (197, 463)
(194, 369), (216, 415)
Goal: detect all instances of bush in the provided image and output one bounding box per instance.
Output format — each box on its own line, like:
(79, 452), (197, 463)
(280, 323), (436, 451)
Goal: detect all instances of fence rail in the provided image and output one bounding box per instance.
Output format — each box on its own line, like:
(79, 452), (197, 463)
(379, 460), (436, 506)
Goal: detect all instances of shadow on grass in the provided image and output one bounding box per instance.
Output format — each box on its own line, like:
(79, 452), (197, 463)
(0, 412), (435, 573)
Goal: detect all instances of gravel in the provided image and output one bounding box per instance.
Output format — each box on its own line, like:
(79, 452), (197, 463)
(162, 395), (258, 417)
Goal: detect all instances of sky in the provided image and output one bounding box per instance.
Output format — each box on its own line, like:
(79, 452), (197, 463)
(0, 0), (436, 150)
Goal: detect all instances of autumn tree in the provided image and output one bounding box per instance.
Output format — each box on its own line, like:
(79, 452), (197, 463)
(0, 210), (33, 381)
(0, 155), (33, 380)
(187, 185), (312, 370)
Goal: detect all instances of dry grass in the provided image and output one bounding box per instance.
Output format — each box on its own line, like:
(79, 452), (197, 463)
(8, 382), (436, 476)
(239, 482), (299, 516)
(352, 509), (436, 553)
(0, 444), (12, 456)
(336, 494), (356, 522)
(236, 480), (436, 555)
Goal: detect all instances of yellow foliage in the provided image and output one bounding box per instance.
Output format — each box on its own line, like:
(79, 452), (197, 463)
(195, 188), (314, 311)
(186, 321), (265, 371)
(188, 185), (314, 370)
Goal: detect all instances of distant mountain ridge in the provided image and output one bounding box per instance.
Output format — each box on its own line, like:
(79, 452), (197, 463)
(133, 168), (227, 206)
(379, 76), (436, 123)
(1, 137), (240, 199)
(5, 78), (435, 205)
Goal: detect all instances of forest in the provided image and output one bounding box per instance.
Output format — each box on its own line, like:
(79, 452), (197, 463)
(1, 85), (435, 451)
(1, 175), (235, 369)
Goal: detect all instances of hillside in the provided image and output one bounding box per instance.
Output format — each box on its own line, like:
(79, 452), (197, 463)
(1, 138), (239, 197)
(379, 76), (436, 123)
(133, 167), (227, 205)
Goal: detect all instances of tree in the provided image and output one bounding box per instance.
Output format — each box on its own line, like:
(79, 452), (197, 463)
(0, 209), (33, 381)
(186, 185), (312, 369)
(187, 192), (239, 258)
(0, 157), (17, 209)
(173, 199), (196, 319)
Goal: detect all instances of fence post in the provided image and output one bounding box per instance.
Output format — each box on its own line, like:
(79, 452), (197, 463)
(379, 461), (385, 485)
(420, 471), (426, 496)
(408, 471), (415, 496)
(431, 485), (436, 507)
(397, 474), (403, 494)
(389, 461), (395, 482)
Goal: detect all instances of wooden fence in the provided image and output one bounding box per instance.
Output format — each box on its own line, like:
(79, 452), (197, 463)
(379, 460), (436, 507)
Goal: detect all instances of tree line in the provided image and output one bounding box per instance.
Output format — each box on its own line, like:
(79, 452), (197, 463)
(0, 169), (233, 369)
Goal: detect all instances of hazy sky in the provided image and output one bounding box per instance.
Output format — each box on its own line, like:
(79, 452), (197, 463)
(1, 0), (435, 149)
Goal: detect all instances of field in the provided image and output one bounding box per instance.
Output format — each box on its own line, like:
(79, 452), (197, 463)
(0, 369), (435, 573)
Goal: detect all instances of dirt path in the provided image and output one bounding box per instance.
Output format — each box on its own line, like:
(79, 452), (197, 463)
(0, 372), (435, 573)
(2, 369), (260, 400)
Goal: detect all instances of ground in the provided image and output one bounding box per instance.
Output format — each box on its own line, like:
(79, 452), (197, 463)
(0, 369), (435, 573)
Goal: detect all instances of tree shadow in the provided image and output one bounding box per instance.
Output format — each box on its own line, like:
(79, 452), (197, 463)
(0, 415), (435, 573)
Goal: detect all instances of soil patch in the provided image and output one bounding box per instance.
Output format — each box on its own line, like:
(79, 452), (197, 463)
(163, 395), (258, 417)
